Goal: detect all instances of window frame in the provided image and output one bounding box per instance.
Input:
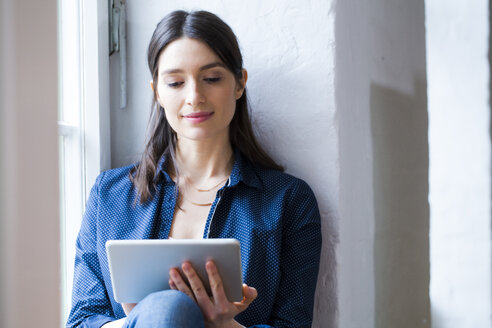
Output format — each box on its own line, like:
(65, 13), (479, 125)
(58, 0), (111, 323)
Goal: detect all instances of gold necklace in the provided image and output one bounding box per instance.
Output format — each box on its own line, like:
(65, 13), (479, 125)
(191, 176), (229, 192)
(189, 200), (213, 207)
(181, 176), (229, 207)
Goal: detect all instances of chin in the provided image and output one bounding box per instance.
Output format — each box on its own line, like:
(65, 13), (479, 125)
(179, 131), (215, 141)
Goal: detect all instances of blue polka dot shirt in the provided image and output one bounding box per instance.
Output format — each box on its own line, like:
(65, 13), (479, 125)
(66, 150), (322, 328)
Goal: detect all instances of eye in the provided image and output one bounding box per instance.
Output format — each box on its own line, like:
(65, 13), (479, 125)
(204, 77), (222, 83)
(167, 81), (183, 88)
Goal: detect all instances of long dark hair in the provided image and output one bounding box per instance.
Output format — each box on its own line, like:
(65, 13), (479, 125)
(130, 10), (283, 203)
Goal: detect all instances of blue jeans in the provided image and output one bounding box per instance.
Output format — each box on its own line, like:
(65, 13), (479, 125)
(123, 290), (205, 328)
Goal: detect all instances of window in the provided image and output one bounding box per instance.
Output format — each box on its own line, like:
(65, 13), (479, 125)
(58, 0), (84, 322)
(58, 0), (111, 323)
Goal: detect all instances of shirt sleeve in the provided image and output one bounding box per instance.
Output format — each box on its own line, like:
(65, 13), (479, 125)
(66, 172), (116, 328)
(267, 179), (322, 328)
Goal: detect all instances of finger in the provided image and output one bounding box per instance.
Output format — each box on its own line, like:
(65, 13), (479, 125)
(169, 268), (195, 300)
(169, 279), (177, 290)
(182, 261), (213, 310)
(205, 260), (229, 304)
(233, 284), (257, 312)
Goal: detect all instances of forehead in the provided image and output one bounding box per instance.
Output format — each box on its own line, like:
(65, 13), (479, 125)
(157, 37), (223, 72)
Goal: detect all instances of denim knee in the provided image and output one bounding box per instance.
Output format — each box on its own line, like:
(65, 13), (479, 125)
(124, 290), (205, 328)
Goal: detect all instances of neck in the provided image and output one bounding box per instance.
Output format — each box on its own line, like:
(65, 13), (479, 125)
(174, 136), (234, 185)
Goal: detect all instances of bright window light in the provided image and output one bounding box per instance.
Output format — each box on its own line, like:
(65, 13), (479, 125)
(58, 0), (84, 324)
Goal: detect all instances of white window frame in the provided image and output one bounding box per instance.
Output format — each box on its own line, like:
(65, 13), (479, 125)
(58, 0), (111, 323)
(80, 0), (112, 193)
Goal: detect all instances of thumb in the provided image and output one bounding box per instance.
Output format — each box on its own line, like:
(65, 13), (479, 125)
(243, 284), (257, 303)
(233, 284), (257, 312)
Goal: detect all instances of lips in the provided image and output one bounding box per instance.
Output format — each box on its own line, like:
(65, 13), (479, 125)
(182, 111), (214, 124)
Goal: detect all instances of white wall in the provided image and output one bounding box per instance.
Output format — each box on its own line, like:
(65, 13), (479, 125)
(109, 1), (429, 326)
(110, 1), (338, 326)
(336, 1), (429, 327)
(426, 0), (492, 327)
(0, 0), (60, 327)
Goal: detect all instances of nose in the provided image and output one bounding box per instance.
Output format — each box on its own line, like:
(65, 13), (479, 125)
(185, 81), (205, 107)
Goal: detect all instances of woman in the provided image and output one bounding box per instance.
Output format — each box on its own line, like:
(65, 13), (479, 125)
(67, 10), (321, 328)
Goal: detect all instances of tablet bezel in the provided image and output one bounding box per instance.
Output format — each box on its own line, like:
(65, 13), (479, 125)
(105, 238), (243, 303)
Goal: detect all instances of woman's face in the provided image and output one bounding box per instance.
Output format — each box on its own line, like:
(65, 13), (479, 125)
(154, 37), (246, 143)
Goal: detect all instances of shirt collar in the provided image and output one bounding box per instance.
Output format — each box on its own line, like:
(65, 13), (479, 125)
(155, 148), (263, 190)
(228, 148), (262, 189)
(155, 155), (172, 183)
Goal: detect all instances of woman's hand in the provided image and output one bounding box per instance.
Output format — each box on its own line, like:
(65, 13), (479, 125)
(169, 260), (257, 328)
(121, 302), (137, 316)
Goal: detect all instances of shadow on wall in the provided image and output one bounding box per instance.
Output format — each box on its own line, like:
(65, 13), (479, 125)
(370, 81), (430, 328)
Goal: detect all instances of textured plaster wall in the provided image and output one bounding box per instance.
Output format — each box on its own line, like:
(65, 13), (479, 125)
(336, 0), (429, 327)
(0, 0), (60, 327)
(110, 1), (430, 327)
(109, 1), (338, 326)
(426, 0), (492, 327)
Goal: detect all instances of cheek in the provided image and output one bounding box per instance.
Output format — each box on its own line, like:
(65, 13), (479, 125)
(156, 94), (180, 129)
(223, 86), (239, 112)
(157, 90), (179, 112)
(161, 107), (180, 134)
(223, 97), (237, 126)
(162, 106), (180, 128)
(215, 90), (236, 119)
(228, 97), (237, 115)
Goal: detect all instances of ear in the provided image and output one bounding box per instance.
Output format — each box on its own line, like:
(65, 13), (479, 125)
(150, 80), (154, 92)
(235, 69), (248, 100)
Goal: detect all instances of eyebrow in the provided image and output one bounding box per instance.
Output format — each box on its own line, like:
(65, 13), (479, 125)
(160, 62), (226, 75)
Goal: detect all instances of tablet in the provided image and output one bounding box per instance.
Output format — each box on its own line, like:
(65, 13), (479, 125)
(106, 238), (243, 303)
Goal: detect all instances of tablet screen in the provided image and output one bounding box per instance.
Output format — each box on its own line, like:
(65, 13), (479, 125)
(106, 238), (243, 303)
